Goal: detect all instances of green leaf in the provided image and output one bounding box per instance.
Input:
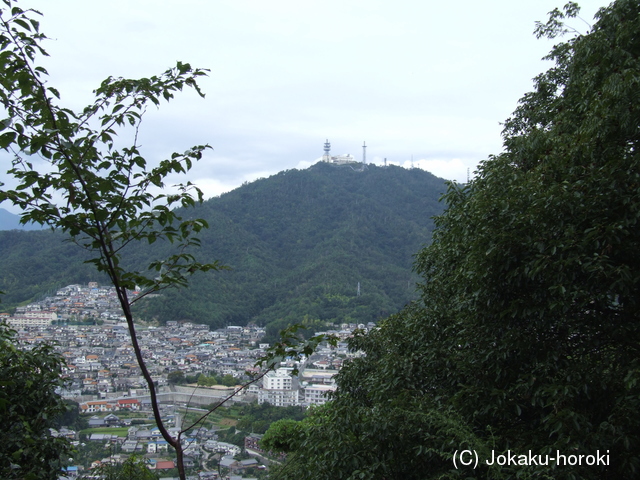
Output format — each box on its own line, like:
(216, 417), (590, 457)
(0, 131), (16, 148)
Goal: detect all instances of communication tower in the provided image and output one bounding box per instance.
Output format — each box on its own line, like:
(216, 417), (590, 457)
(322, 139), (331, 162)
(362, 141), (367, 165)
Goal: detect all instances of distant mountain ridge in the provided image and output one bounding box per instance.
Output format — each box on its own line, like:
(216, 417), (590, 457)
(0, 208), (45, 231)
(0, 163), (449, 337)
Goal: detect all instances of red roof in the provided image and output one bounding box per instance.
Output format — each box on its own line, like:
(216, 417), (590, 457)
(155, 461), (175, 469)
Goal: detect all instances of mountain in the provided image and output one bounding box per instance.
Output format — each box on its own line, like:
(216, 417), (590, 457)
(0, 208), (45, 231)
(0, 163), (449, 337)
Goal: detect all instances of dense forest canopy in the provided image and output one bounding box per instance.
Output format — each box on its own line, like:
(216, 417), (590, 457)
(262, 1), (640, 479)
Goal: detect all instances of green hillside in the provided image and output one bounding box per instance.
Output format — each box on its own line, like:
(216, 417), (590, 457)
(0, 229), (100, 307)
(0, 163), (448, 335)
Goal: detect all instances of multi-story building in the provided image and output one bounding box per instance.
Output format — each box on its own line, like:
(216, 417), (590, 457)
(303, 384), (336, 406)
(3, 310), (58, 327)
(258, 369), (299, 407)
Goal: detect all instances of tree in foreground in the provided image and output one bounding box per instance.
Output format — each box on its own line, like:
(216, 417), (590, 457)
(263, 1), (640, 479)
(0, 0), (338, 480)
(0, 2), (332, 479)
(0, 1), (219, 477)
(0, 324), (71, 480)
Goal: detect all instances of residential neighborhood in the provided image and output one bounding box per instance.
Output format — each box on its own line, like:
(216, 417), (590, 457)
(2, 283), (371, 478)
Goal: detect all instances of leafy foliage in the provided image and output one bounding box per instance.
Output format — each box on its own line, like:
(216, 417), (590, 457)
(265, 2), (640, 479)
(0, 2), (219, 298)
(237, 403), (306, 435)
(260, 418), (306, 453)
(0, 2), (220, 478)
(0, 206), (43, 229)
(82, 456), (159, 480)
(167, 370), (186, 384)
(1, 3), (342, 480)
(0, 324), (71, 480)
(53, 400), (87, 432)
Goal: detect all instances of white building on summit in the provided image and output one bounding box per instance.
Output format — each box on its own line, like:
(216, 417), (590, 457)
(321, 139), (357, 165)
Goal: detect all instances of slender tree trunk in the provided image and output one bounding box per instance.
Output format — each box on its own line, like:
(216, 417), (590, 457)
(116, 287), (187, 479)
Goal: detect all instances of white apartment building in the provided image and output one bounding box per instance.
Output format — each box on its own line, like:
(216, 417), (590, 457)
(304, 384), (337, 406)
(263, 368), (293, 390)
(258, 368), (299, 407)
(3, 311), (58, 327)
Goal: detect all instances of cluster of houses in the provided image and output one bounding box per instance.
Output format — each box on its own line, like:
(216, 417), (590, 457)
(1, 282), (129, 327)
(80, 398), (141, 413)
(4, 283), (373, 478)
(63, 415), (251, 478)
(4, 283), (370, 410)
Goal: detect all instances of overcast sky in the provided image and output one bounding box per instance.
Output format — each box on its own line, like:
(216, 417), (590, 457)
(1, 0), (607, 211)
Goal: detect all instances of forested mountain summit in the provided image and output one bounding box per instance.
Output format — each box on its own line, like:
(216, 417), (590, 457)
(0, 162), (448, 336)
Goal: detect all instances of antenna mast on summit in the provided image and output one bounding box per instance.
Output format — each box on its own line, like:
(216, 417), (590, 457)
(362, 141), (367, 165)
(323, 139), (331, 162)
